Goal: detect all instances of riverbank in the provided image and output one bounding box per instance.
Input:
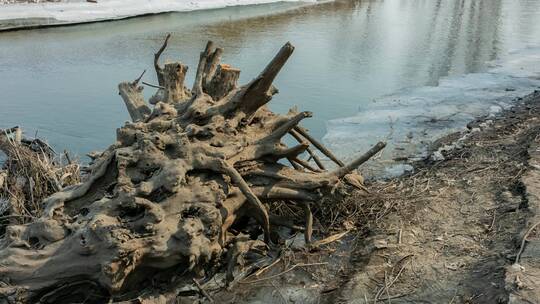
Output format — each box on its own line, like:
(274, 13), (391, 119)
(2, 91), (539, 304)
(336, 90), (540, 303)
(213, 90), (540, 303)
(0, 0), (317, 31)
(1, 84), (539, 303)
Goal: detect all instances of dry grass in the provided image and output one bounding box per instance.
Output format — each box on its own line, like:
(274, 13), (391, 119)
(0, 128), (80, 226)
(268, 180), (406, 239)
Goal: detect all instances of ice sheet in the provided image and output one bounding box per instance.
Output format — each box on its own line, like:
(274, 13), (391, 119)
(323, 46), (540, 177)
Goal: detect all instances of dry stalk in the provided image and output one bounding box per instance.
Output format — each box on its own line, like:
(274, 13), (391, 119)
(0, 129), (80, 223)
(373, 255), (414, 303)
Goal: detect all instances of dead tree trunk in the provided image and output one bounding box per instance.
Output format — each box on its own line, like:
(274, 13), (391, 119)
(0, 36), (385, 303)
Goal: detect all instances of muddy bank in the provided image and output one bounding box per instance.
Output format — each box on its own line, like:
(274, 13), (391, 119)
(337, 90), (540, 303)
(216, 90), (540, 303)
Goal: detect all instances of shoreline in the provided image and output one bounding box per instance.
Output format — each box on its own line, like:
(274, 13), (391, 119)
(0, 0), (318, 31)
(335, 90), (540, 303)
(180, 89), (540, 303)
(1, 78), (539, 302)
(1, 5), (539, 296)
(221, 90), (540, 303)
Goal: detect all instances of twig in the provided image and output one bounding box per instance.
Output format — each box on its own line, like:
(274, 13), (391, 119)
(239, 262), (327, 284)
(220, 162), (270, 243)
(289, 129), (325, 170)
(287, 157), (301, 170)
(303, 202), (313, 244)
(291, 157), (321, 172)
(487, 211), (496, 232)
(132, 70), (146, 86)
(142, 81), (165, 89)
(306, 147), (326, 170)
(309, 230), (349, 248)
(253, 256), (282, 277)
(154, 33), (171, 86)
(293, 126), (345, 167)
(374, 255), (414, 303)
(0, 214), (38, 221)
(270, 214), (305, 231)
(365, 292), (411, 301)
(63, 150), (72, 164)
(515, 220), (540, 264)
(332, 142), (386, 178)
(192, 278), (215, 303)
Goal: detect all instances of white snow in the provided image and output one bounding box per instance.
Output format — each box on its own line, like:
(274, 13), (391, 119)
(0, 0), (316, 29)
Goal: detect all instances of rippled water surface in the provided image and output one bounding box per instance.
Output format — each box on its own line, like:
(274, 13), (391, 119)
(1, 0), (540, 159)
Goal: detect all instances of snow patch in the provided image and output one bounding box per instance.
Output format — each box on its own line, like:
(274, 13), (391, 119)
(0, 0), (316, 29)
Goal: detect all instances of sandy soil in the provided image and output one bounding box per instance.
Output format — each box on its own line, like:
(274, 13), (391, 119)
(336, 90), (540, 304)
(207, 90), (540, 304)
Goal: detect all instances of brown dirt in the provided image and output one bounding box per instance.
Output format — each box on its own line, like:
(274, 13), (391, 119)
(215, 91), (540, 304)
(336, 90), (540, 304)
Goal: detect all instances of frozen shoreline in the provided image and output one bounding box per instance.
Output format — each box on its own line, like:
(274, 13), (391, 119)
(0, 0), (316, 30)
(323, 45), (540, 177)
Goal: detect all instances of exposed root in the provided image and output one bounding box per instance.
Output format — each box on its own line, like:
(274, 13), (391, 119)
(0, 36), (385, 303)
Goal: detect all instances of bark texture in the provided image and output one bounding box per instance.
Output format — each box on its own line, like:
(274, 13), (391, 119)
(0, 36), (385, 303)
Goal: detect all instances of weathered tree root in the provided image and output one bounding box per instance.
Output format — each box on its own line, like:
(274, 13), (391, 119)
(0, 35), (385, 303)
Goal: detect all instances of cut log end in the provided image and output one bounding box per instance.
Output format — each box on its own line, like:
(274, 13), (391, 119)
(118, 81), (151, 122)
(206, 64), (241, 100)
(162, 62), (190, 103)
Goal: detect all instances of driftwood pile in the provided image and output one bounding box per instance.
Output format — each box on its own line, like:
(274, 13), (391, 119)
(0, 35), (385, 303)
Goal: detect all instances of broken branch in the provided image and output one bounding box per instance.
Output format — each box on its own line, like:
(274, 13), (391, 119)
(331, 141), (386, 178)
(241, 42), (295, 114)
(154, 33), (171, 86)
(294, 126), (345, 167)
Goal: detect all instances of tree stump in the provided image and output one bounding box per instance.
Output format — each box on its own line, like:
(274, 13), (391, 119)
(0, 36), (385, 303)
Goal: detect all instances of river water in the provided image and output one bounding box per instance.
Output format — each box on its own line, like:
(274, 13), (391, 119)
(1, 0), (540, 167)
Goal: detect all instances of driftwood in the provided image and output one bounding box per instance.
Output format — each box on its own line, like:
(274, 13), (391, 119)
(0, 36), (385, 303)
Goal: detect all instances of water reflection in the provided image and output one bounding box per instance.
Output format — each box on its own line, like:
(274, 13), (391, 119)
(0, 0), (539, 157)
